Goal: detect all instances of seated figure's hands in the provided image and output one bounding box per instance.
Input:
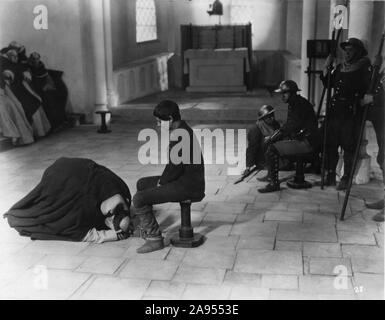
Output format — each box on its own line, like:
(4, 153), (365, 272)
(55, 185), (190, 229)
(23, 71), (32, 82)
(361, 94), (374, 106)
(116, 229), (129, 240)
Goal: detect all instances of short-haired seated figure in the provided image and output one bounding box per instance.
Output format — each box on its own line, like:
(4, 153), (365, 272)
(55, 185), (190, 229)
(242, 105), (280, 178)
(133, 100), (205, 254)
(258, 80), (320, 193)
(4, 157), (132, 243)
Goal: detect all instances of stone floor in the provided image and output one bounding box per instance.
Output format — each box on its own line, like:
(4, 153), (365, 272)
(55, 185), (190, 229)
(0, 118), (383, 300)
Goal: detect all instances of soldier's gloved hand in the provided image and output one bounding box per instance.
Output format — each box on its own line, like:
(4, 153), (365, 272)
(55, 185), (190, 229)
(361, 94), (374, 106)
(324, 54), (335, 69)
(116, 229), (129, 241)
(241, 167), (251, 177)
(23, 71), (32, 82)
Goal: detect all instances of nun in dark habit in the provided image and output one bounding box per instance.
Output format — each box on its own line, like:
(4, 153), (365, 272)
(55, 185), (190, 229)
(3, 158), (134, 243)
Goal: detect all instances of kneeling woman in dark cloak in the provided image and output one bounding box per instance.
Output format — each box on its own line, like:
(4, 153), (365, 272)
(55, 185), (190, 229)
(3, 157), (132, 243)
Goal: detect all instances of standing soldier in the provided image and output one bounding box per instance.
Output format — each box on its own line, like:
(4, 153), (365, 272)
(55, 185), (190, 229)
(321, 38), (372, 190)
(258, 80), (319, 193)
(365, 58), (384, 221)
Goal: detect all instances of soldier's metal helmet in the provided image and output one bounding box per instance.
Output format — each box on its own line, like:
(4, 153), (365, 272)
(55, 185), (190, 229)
(274, 80), (301, 94)
(258, 105), (275, 120)
(340, 38), (368, 56)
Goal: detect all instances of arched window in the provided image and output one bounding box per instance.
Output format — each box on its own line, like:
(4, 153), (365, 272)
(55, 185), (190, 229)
(230, 0), (253, 24)
(136, 0), (157, 43)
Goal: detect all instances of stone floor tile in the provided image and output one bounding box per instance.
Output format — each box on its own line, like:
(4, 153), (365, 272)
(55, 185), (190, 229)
(181, 248), (236, 269)
(21, 241), (89, 256)
(269, 289), (318, 300)
(203, 213), (238, 223)
(337, 231), (377, 245)
(336, 220), (379, 233)
(234, 249), (303, 275)
(226, 194), (256, 204)
(119, 260), (179, 281)
(195, 224), (233, 237)
(287, 202), (319, 212)
(204, 202), (246, 214)
(316, 294), (358, 300)
(229, 286), (270, 300)
(275, 240), (303, 252)
(182, 284), (232, 300)
(302, 212), (336, 225)
(36, 254), (87, 270)
(165, 248), (187, 262)
(261, 275), (298, 290)
(303, 242), (342, 258)
(196, 235), (239, 252)
(236, 212), (265, 222)
(143, 280), (186, 299)
(309, 257), (352, 276)
(172, 266), (226, 285)
(249, 201), (287, 210)
(299, 275), (355, 295)
(0, 251), (45, 269)
(0, 269), (90, 299)
(79, 243), (127, 258)
(353, 273), (384, 300)
(264, 210), (303, 222)
(222, 271), (262, 287)
(76, 256), (125, 275)
(237, 236), (275, 250)
(230, 221), (278, 237)
(277, 222), (338, 242)
(351, 258), (384, 274)
(374, 233), (384, 247)
(76, 276), (150, 300)
(342, 244), (384, 260)
(0, 264), (29, 288)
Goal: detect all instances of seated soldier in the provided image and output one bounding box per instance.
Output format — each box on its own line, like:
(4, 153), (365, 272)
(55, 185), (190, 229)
(258, 80), (320, 193)
(133, 100), (205, 254)
(4, 157), (132, 243)
(242, 105), (280, 177)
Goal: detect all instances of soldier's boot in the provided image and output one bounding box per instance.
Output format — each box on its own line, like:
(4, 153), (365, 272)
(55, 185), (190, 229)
(135, 205), (164, 254)
(366, 199), (385, 210)
(337, 156), (354, 191)
(258, 155), (280, 193)
(325, 170), (336, 186)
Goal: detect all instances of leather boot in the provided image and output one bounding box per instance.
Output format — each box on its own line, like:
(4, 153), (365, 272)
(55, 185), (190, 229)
(325, 171), (336, 186)
(134, 205), (164, 254)
(137, 237), (164, 254)
(258, 154), (280, 193)
(336, 176), (349, 191)
(337, 157), (353, 191)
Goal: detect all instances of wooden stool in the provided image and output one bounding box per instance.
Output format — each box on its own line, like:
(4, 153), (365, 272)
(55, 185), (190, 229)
(286, 154), (313, 189)
(170, 198), (204, 248)
(95, 110), (111, 133)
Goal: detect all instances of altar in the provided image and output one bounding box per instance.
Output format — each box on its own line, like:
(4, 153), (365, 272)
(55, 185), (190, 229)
(184, 48), (250, 92)
(181, 24), (253, 92)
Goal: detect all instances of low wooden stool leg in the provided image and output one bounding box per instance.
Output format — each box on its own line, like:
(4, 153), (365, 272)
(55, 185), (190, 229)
(287, 159), (312, 189)
(96, 111), (111, 134)
(170, 201), (204, 248)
